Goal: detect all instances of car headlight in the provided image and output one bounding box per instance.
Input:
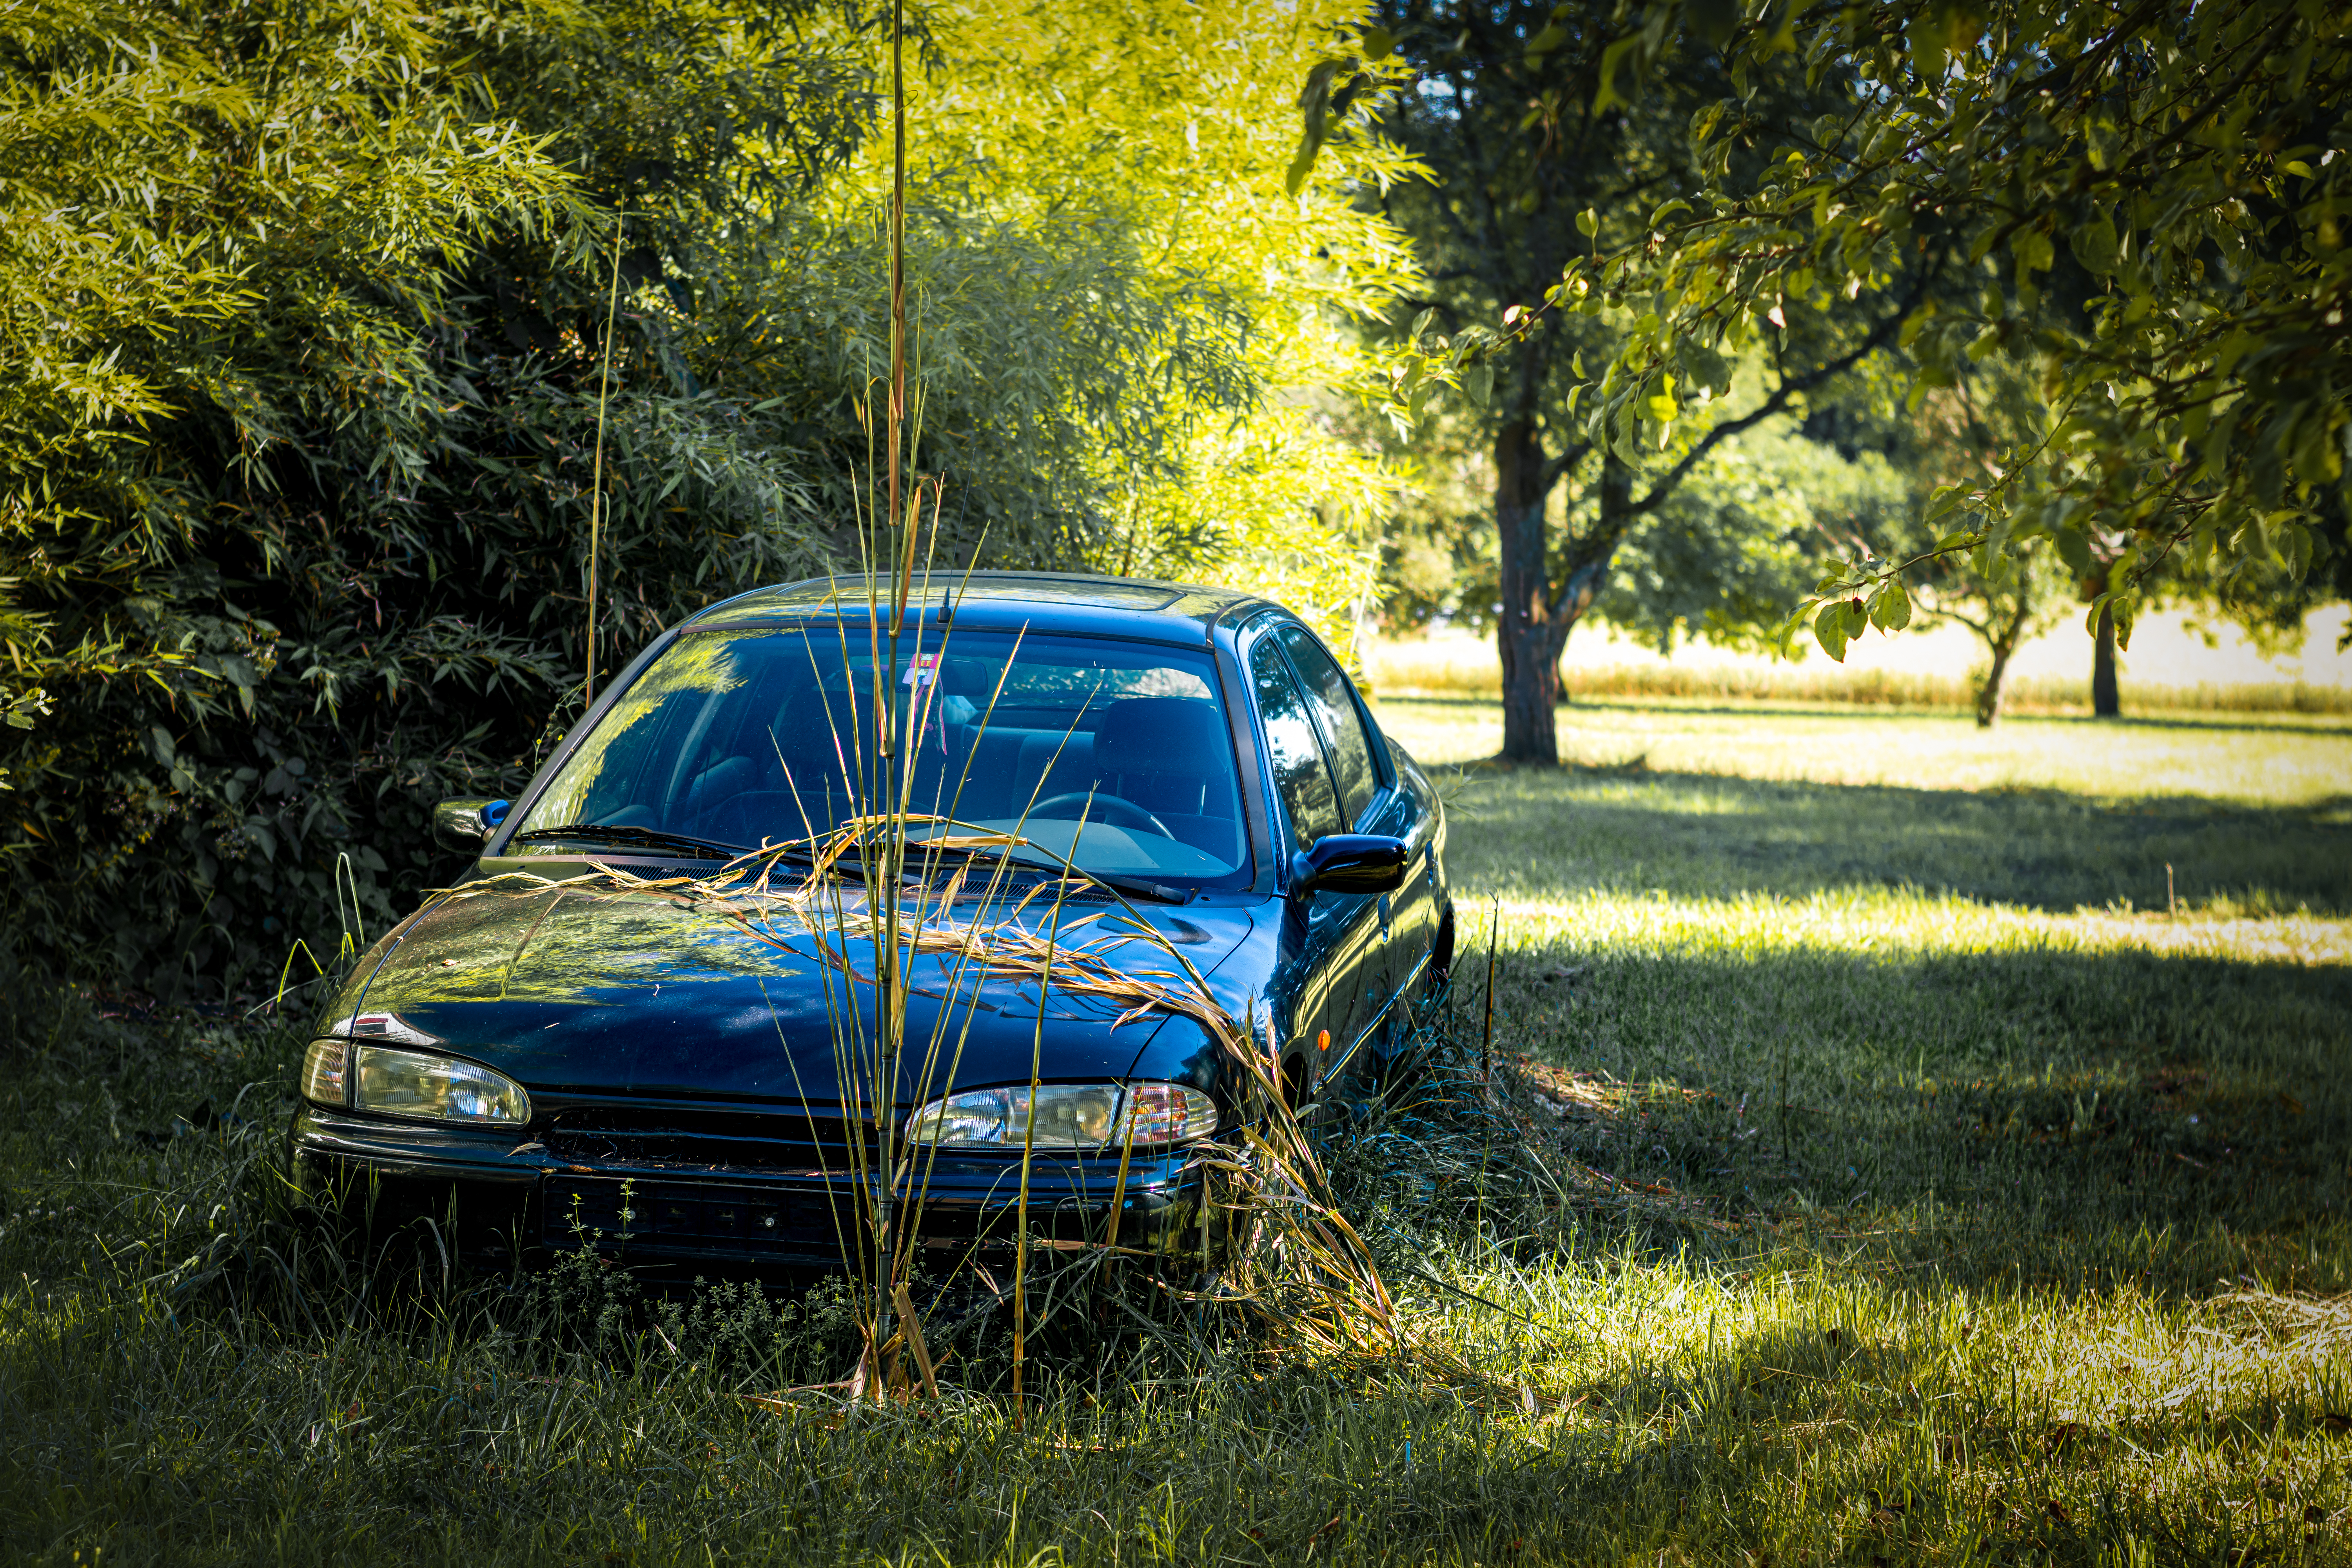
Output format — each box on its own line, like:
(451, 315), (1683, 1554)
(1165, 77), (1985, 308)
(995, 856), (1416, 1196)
(905, 1082), (1216, 1150)
(335, 1044), (531, 1123)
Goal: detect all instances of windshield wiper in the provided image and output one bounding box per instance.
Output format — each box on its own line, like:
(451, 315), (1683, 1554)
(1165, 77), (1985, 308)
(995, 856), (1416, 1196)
(911, 841), (1192, 905)
(510, 823), (748, 859)
(1080, 872), (1191, 905)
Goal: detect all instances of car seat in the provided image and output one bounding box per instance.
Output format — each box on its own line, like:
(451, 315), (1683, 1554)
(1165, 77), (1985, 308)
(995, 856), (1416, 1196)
(1090, 697), (1241, 864)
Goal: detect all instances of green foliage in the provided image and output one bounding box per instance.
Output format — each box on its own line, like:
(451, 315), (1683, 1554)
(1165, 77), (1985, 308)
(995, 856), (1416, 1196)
(1361, 382), (1905, 667)
(1304, 4), (1914, 761)
(1796, 354), (2082, 720)
(1596, 408), (1908, 654)
(0, 0), (871, 989)
(1, 0), (608, 988)
(838, 0), (1425, 652)
(1510, 0), (2351, 651)
(0, 0), (1426, 989)
(1349, 1), (1748, 449)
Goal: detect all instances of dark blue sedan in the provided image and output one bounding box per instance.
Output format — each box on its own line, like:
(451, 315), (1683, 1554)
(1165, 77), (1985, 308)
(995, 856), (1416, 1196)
(291, 573), (1455, 1270)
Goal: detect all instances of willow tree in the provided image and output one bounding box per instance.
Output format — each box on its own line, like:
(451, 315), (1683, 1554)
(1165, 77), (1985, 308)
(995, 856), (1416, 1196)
(784, 0), (1430, 651)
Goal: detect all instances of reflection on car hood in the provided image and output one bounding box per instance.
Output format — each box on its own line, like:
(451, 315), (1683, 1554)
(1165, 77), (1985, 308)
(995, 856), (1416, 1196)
(328, 876), (1257, 1106)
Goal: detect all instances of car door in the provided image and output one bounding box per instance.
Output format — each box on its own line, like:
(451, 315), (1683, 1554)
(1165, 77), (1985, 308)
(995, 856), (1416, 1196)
(1244, 627), (1356, 1100)
(1270, 624), (1399, 1081)
(1285, 628), (1448, 1028)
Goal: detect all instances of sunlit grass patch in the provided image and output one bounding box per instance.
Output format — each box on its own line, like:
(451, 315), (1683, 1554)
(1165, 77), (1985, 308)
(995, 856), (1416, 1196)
(1365, 634), (2352, 720)
(4, 1026), (2349, 1566)
(8, 1201), (2350, 1566)
(1384, 1255), (2352, 1566)
(1486, 885), (2352, 968)
(1444, 869), (2352, 1278)
(1379, 694), (2352, 808)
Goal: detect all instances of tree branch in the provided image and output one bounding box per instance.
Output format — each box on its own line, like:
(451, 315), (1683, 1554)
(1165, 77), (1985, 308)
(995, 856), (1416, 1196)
(1391, 296), (1469, 321)
(1627, 288), (1920, 519)
(1928, 601), (1995, 639)
(1538, 439), (1591, 494)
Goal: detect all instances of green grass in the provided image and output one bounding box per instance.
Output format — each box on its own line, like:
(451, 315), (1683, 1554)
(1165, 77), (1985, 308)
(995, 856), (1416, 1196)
(1381, 693), (2352, 810)
(5, 702), (2351, 1566)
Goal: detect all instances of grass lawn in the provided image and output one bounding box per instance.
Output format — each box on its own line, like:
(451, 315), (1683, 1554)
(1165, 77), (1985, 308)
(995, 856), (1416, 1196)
(1377, 695), (2352, 809)
(3, 700), (2349, 1566)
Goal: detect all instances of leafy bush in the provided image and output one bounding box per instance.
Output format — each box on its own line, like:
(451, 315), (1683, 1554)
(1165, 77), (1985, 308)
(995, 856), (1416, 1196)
(0, 0), (1423, 993)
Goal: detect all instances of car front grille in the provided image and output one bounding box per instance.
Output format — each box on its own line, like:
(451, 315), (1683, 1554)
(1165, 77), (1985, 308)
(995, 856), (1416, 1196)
(541, 1105), (876, 1172)
(536, 1104), (881, 1259)
(531, 1103), (1194, 1261)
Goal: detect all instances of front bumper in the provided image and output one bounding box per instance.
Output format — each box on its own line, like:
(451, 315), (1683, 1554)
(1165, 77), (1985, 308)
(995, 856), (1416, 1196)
(289, 1103), (1213, 1271)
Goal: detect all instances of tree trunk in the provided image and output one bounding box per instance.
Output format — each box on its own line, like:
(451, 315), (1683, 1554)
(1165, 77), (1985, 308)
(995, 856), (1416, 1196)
(2091, 601), (2120, 717)
(1976, 633), (2017, 728)
(1495, 421), (1565, 764)
(1975, 576), (2036, 729)
(1495, 432), (1625, 764)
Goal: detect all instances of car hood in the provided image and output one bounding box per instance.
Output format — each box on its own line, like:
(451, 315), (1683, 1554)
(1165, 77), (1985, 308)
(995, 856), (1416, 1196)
(326, 875), (1258, 1107)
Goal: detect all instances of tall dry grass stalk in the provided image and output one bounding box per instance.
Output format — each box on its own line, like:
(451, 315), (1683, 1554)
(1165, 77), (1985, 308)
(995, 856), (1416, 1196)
(463, 0), (1488, 1405)
(435, 840), (1500, 1394)
(583, 203), (626, 708)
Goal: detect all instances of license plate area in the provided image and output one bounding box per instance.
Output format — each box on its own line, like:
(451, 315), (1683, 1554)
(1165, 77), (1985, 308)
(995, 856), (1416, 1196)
(542, 1174), (844, 1256)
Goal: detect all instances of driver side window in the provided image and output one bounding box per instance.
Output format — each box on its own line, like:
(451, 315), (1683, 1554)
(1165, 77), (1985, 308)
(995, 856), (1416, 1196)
(1250, 635), (1341, 852)
(1275, 624), (1381, 831)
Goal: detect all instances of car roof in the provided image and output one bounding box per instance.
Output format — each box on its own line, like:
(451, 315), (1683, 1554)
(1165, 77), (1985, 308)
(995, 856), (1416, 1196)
(679, 571), (1286, 643)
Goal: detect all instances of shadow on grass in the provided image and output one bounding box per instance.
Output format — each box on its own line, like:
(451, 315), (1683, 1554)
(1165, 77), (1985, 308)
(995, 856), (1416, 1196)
(4, 949), (2349, 1564)
(1398, 745), (2352, 1301)
(1461, 1316), (2340, 1568)
(2067, 710), (2352, 740)
(1445, 760), (2352, 915)
(1453, 908), (2352, 1298)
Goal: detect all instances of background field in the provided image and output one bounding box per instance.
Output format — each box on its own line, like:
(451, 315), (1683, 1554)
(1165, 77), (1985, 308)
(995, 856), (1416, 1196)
(3, 702), (2349, 1566)
(1383, 695), (2352, 816)
(1365, 611), (2352, 717)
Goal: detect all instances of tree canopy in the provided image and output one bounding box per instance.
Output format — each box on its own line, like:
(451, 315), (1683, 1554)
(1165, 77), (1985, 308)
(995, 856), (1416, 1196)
(1321, 2), (1916, 760)
(1352, 0), (2350, 665)
(822, 0), (1426, 631)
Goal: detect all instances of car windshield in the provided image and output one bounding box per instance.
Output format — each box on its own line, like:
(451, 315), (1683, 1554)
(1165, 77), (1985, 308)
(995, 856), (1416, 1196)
(510, 627), (1251, 884)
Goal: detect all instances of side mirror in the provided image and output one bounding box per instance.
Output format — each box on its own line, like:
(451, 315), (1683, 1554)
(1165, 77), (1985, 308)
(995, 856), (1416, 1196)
(1289, 833), (1406, 898)
(432, 798), (510, 854)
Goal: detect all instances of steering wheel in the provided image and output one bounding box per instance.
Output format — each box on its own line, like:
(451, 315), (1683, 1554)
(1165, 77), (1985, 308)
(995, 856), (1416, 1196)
(1029, 792), (1174, 839)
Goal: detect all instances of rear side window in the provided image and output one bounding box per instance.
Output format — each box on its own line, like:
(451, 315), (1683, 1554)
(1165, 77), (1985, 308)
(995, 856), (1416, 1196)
(1249, 636), (1341, 851)
(1275, 624), (1379, 830)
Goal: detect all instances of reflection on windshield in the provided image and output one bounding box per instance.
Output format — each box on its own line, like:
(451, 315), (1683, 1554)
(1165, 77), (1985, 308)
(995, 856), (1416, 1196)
(511, 629), (1249, 882)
